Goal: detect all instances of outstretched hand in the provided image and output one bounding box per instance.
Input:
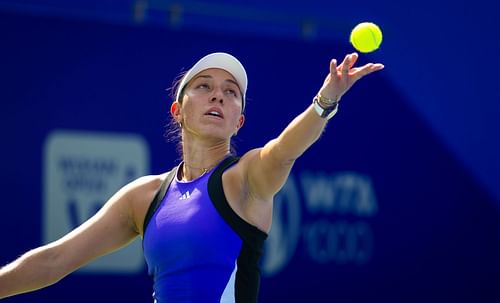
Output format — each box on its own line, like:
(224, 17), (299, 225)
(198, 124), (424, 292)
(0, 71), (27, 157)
(318, 52), (384, 102)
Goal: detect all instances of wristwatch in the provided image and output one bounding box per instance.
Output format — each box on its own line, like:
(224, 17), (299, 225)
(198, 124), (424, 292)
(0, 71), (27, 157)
(312, 94), (339, 120)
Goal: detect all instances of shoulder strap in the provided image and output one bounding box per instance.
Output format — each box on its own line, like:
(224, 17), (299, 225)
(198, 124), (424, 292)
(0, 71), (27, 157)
(142, 166), (177, 236)
(208, 155), (268, 244)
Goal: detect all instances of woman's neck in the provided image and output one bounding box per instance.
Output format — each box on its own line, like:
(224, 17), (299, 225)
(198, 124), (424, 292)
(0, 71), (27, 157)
(180, 139), (230, 181)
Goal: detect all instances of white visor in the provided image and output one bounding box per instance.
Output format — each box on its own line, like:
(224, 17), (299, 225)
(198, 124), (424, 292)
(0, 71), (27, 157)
(175, 52), (247, 111)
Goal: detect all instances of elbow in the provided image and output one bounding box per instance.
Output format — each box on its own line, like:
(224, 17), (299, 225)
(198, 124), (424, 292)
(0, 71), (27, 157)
(281, 154), (298, 167)
(270, 142), (302, 168)
(265, 139), (298, 167)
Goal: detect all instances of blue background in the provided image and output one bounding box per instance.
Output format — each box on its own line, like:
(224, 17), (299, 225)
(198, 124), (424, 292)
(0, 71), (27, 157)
(1, 1), (499, 302)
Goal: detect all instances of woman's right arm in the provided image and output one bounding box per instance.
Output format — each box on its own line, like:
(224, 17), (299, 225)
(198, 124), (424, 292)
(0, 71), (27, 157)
(0, 175), (160, 299)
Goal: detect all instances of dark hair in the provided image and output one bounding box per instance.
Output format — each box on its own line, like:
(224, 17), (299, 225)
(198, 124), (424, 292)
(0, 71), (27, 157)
(163, 71), (239, 157)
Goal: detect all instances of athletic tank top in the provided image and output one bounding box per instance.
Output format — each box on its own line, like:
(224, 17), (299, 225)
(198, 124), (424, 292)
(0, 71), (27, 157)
(142, 156), (268, 303)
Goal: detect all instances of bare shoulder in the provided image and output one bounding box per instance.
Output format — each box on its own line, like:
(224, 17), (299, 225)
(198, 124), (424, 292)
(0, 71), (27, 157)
(125, 173), (169, 236)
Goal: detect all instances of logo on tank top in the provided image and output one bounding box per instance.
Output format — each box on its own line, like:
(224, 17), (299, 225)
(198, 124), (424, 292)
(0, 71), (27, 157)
(180, 191), (191, 200)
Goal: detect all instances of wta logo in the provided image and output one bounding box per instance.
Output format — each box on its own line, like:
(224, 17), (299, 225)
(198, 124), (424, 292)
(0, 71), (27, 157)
(261, 171), (378, 277)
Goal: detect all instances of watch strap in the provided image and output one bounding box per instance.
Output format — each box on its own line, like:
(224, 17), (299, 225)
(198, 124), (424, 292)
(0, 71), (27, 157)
(313, 96), (338, 120)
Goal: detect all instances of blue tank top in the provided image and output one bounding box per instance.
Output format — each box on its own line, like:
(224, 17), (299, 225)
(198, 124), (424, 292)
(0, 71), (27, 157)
(143, 156), (268, 303)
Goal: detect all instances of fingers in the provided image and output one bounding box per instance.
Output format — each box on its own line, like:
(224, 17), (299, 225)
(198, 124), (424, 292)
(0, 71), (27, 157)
(340, 52), (358, 72)
(348, 53), (358, 69)
(352, 63), (385, 82)
(329, 53), (384, 84)
(360, 63), (384, 76)
(341, 54), (351, 76)
(329, 53), (359, 77)
(329, 58), (338, 79)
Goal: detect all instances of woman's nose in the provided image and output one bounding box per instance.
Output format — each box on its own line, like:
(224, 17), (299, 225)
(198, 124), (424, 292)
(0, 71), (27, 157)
(210, 91), (224, 104)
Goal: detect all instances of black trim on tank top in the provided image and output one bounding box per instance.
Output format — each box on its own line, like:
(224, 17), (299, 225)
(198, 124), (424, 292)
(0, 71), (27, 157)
(142, 166), (177, 238)
(207, 156), (268, 303)
(208, 156), (268, 242)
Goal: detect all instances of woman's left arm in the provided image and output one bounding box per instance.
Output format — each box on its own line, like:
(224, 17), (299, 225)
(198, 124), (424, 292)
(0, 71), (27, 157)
(245, 52), (384, 200)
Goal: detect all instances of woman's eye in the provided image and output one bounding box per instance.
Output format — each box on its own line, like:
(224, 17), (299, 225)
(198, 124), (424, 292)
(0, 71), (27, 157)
(225, 89), (237, 97)
(197, 83), (210, 89)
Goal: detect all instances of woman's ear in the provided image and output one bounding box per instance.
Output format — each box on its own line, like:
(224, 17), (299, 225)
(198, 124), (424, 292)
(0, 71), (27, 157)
(233, 114), (245, 137)
(236, 114), (245, 131)
(170, 101), (181, 121)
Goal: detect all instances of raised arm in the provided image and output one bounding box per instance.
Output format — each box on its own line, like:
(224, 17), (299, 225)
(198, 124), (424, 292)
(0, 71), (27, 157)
(246, 52), (384, 199)
(0, 175), (158, 299)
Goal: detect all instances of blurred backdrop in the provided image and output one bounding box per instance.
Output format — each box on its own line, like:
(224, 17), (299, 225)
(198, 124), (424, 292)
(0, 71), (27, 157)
(0, 1), (499, 302)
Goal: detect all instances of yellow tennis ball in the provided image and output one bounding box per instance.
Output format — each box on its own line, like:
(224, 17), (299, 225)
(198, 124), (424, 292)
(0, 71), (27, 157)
(350, 22), (383, 53)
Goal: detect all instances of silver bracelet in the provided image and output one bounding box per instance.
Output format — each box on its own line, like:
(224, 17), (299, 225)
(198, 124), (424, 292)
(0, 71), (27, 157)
(317, 93), (340, 108)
